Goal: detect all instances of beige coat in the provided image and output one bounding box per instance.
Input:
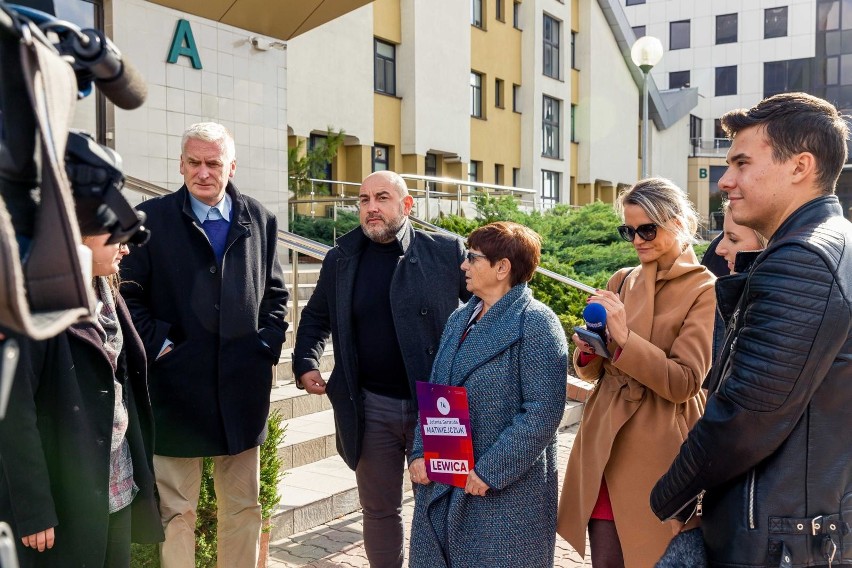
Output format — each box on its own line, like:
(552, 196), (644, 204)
(557, 247), (716, 568)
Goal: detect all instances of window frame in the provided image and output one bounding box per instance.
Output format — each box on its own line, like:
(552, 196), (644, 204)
(543, 14), (561, 79)
(670, 19), (691, 50)
(373, 39), (396, 96)
(542, 95), (561, 159)
(541, 170), (561, 209)
(715, 65), (738, 97)
(471, 71), (484, 118)
(495, 78), (505, 108)
(472, 0), (483, 28)
(669, 70), (690, 89)
(372, 145), (390, 172)
(764, 6), (788, 39)
(715, 13), (738, 45)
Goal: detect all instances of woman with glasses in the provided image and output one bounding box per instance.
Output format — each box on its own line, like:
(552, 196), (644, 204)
(557, 178), (716, 568)
(0, 234), (163, 567)
(408, 221), (568, 568)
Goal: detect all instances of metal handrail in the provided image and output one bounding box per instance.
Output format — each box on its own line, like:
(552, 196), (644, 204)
(123, 177), (597, 327)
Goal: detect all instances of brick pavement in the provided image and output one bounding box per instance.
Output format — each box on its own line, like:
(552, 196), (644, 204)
(267, 424), (588, 567)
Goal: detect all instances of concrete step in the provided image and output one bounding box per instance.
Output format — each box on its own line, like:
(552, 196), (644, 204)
(270, 377), (333, 420)
(275, 346), (335, 383)
(268, 400), (585, 541)
(278, 409), (338, 470)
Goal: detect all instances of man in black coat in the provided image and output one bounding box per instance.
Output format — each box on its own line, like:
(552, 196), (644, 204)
(293, 170), (470, 568)
(121, 122), (288, 568)
(651, 93), (852, 567)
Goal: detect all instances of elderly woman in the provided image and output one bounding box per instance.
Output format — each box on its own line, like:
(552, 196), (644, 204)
(0, 233), (163, 567)
(557, 178), (716, 568)
(408, 221), (568, 568)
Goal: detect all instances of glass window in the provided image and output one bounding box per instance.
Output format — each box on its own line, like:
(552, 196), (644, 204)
(471, 72), (483, 118)
(541, 170), (560, 209)
(765, 6), (788, 38)
(513, 2), (521, 29)
(571, 32), (577, 70)
(670, 20), (690, 50)
(512, 168), (520, 187)
(374, 39), (396, 95)
(714, 119), (732, 149)
(542, 96), (561, 158)
(633, 25), (646, 39)
(425, 153), (438, 192)
(670, 70), (690, 89)
(689, 114), (702, 143)
(844, 0), (852, 30)
(468, 161), (480, 182)
(496, 0), (504, 22)
(513, 84), (521, 112)
(626, 0), (645, 5)
(715, 65), (737, 96)
(495, 78), (505, 108)
(309, 134), (333, 180)
(827, 56), (840, 85)
(472, 0), (483, 28)
(571, 104), (577, 142)
(494, 163), (504, 185)
(716, 13), (738, 44)
(372, 145), (389, 172)
(764, 58), (813, 98)
(819, 1), (840, 31)
(543, 15), (561, 79)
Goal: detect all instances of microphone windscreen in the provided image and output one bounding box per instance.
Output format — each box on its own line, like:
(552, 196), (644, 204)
(95, 59), (147, 110)
(583, 302), (607, 325)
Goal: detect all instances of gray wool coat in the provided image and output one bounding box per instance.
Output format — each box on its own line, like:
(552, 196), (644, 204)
(408, 284), (569, 568)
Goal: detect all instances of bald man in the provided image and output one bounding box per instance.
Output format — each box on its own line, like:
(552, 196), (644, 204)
(293, 171), (470, 567)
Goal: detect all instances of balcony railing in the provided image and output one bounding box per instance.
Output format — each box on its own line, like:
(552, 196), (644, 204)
(690, 138), (732, 157)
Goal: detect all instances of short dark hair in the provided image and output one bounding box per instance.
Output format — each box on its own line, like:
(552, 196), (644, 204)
(466, 221), (541, 286)
(721, 92), (849, 193)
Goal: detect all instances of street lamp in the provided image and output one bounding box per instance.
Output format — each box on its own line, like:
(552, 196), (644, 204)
(631, 35), (663, 178)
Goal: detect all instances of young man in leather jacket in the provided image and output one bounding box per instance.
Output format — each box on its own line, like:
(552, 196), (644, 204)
(651, 92), (852, 567)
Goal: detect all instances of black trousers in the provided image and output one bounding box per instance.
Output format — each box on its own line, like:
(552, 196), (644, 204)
(103, 504), (131, 567)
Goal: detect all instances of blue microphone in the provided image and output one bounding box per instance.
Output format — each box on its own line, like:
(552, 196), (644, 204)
(583, 303), (608, 343)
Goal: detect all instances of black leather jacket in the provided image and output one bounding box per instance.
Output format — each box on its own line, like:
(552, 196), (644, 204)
(651, 196), (852, 567)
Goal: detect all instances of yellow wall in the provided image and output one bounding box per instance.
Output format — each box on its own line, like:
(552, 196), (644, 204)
(374, 93), (402, 171)
(470, 1), (522, 183)
(372, 0), (401, 43)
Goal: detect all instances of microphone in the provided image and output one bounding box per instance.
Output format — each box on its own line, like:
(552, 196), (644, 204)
(70, 28), (147, 110)
(582, 303), (608, 343)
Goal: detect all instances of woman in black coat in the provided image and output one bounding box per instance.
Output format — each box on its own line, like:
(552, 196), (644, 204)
(0, 233), (164, 567)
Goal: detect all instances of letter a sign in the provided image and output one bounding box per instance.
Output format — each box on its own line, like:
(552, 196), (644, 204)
(167, 19), (202, 69)
(416, 381), (475, 488)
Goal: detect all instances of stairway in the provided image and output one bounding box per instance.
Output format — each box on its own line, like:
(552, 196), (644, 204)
(269, 263), (592, 542)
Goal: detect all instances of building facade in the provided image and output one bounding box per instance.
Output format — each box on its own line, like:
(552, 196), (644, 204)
(624, 0), (852, 223)
(287, 0), (696, 213)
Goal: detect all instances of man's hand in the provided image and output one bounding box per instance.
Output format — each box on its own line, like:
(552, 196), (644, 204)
(464, 470), (490, 496)
(408, 458), (432, 485)
(298, 370), (327, 394)
(22, 527), (55, 552)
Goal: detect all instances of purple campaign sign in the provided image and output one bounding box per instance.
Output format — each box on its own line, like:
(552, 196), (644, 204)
(415, 381), (475, 488)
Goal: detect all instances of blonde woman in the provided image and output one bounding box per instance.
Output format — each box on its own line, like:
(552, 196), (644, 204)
(557, 178), (716, 568)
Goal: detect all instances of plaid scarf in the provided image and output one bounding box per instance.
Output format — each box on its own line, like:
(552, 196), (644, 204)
(92, 277), (136, 512)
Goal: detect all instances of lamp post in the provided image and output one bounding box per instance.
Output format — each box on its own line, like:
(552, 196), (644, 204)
(631, 36), (663, 178)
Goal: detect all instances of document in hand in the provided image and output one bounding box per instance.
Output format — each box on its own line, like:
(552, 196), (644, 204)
(415, 381), (475, 489)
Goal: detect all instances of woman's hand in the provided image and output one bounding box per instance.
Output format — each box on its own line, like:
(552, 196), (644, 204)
(22, 527), (55, 552)
(408, 458), (431, 485)
(464, 470), (490, 496)
(588, 290), (629, 346)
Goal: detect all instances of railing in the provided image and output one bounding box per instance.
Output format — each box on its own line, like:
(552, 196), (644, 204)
(690, 138), (732, 157)
(123, 176), (597, 331)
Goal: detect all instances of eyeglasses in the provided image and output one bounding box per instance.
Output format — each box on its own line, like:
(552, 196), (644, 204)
(465, 251), (488, 263)
(617, 223), (658, 242)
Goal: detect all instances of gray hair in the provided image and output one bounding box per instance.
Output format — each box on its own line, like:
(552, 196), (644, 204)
(181, 122), (235, 163)
(616, 177), (700, 245)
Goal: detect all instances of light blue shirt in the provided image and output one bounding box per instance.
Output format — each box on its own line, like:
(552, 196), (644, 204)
(188, 191), (232, 223)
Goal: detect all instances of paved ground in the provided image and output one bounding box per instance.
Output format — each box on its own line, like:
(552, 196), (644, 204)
(267, 424), (588, 567)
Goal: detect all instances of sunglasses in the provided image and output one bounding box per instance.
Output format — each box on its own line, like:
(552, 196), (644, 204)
(617, 223), (658, 242)
(465, 251), (488, 263)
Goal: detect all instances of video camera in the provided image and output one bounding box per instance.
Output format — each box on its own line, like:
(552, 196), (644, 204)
(0, 1), (149, 341)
